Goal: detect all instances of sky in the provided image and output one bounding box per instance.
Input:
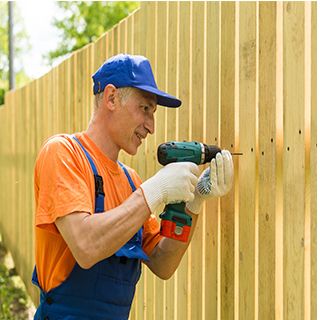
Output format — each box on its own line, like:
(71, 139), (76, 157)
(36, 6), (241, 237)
(16, 0), (60, 79)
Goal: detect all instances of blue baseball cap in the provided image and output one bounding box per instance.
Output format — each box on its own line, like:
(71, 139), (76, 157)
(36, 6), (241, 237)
(92, 54), (181, 108)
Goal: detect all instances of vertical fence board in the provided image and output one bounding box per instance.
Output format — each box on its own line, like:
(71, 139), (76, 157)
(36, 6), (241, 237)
(165, 2), (179, 319)
(127, 11), (140, 320)
(118, 16), (131, 169)
(108, 27), (115, 58)
(131, 5), (145, 320)
(113, 25), (119, 55)
(28, 80), (38, 302)
(64, 59), (71, 132)
(93, 33), (106, 71)
(20, 86), (27, 284)
(283, 3), (305, 320)
(128, 9), (138, 320)
(204, 2), (219, 319)
(8, 91), (15, 258)
(176, 2), (191, 320)
(142, 2), (157, 320)
(220, 3), (236, 319)
(13, 89), (20, 267)
(258, 3), (277, 319)
(304, 3), (312, 319)
(76, 50), (84, 131)
(52, 66), (59, 133)
(129, 9), (140, 176)
(310, 3), (317, 320)
(87, 44), (94, 124)
(238, 3), (257, 320)
(47, 71), (54, 138)
(166, 1), (178, 142)
(129, 10), (141, 320)
(190, 2), (205, 320)
(154, 2), (167, 319)
(69, 55), (76, 132)
(127, 15), (133, 55)
(58, 61), (66, 132)
(5, 91), (11, 257)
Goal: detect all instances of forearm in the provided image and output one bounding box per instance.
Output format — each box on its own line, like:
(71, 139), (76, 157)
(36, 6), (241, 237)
(56, 188), (150, 269)
(146, 212), (198, 279)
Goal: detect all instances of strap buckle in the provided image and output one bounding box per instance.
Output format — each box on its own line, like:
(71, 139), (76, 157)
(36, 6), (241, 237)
(94, 175), (105, 196)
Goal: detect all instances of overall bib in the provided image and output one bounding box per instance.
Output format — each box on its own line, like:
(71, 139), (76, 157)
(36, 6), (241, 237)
(32, 136), (149, 320)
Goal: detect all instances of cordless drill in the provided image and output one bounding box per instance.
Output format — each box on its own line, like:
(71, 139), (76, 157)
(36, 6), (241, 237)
(157, 141), (222, 242)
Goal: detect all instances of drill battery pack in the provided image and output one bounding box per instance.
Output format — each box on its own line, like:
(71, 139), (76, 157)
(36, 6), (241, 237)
(159, 204), (192, 242)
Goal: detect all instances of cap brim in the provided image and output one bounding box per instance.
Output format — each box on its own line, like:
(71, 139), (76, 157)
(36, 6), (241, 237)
(133, 85), (181, 108)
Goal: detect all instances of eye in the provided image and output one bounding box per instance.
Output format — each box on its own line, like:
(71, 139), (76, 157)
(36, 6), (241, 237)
(140, 104), (157, 114)
(141, 105), (150, 112)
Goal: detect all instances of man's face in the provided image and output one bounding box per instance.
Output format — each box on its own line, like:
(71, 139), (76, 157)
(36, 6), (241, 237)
(112, 88), (157, 155)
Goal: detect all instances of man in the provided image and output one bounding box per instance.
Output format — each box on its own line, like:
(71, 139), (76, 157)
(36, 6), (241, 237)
(32, 54), (233, 319)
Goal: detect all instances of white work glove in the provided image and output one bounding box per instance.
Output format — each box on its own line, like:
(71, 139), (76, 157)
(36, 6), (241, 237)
(186, 150), (234, 215)
(140, 162), (200, 213)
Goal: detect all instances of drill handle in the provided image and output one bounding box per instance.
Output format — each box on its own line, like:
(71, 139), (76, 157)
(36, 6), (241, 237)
(159, 202), (192, 242)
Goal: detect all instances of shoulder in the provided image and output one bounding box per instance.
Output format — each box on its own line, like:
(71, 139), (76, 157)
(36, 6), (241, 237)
(35, 133), (87, 173)
(36, 133), (88, 160)
(39, 134), (77, 154)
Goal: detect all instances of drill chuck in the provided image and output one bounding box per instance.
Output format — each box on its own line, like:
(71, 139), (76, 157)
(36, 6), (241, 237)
(204, 144), (222, 163)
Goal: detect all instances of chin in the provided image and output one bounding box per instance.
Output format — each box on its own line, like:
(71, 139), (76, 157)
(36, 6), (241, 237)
(123, 145), (139, 156)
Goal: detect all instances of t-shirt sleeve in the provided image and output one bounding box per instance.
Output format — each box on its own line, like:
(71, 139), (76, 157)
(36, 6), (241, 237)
(142, 214), (163, 256)
(34, 136), (93, 230)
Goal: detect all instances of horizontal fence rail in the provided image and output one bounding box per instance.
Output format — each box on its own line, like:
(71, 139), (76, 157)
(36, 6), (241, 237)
(0, 2), (316, 319)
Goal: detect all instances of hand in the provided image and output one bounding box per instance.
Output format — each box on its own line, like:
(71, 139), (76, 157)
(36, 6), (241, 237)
(140, 162), (200, 213)
(186, 150), (234, 215)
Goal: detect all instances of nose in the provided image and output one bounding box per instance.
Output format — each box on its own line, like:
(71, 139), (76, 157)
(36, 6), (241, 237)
(144, 113), (155, 135)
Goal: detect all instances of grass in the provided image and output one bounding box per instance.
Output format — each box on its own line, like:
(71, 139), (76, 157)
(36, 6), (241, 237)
(0, 240), (34, 320)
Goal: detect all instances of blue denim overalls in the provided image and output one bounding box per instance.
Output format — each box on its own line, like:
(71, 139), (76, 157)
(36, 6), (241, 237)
(32, 136), (149, 319)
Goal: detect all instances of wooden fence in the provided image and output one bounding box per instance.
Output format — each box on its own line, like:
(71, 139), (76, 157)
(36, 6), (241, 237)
(0, 2), (316, 319)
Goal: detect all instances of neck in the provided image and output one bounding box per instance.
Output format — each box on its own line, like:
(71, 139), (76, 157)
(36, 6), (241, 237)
(85, 117), (119, 162)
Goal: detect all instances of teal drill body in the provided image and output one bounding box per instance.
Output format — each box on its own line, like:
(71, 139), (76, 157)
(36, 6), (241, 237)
(157, 141), (221, 242)
(157, 141), (203, 165)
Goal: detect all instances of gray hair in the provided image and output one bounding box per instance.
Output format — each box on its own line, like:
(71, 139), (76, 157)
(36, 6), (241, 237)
(94, 87), (136, 109)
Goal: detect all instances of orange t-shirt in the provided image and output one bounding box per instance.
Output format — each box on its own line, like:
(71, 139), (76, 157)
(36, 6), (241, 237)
(34, 132), (162, 292)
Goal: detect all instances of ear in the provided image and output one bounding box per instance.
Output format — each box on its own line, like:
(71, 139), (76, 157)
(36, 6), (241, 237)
(103, 84), (118, 110)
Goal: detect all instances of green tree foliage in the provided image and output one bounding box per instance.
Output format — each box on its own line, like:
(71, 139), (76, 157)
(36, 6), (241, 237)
(0, 3), (30, 106)
(48, 1), (139, 62)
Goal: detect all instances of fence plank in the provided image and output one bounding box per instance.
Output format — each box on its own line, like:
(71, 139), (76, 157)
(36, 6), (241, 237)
(118, 19), (131, 168)
(204, 2), (219, 319)
(154, 2), (168, 319)
(189, 2), (206, 320)
(220, 3), (236, 319)
(238, 3), (257, 320)
(304, 3), (312, 319)
(132, 5), (146, 319)
(283, 2), (305, 319)
(258, 3), (277, 319)
(142, 2), (157, 319)
(164, 2), (179, 319)
(176, 2), (191, 319)
(310, 4), (317, 319)
(28, 80), (39, 302)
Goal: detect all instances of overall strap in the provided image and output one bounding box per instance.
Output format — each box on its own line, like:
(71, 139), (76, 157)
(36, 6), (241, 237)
(118, 161), (136, 192)
(72, 135), (105, 213)
(116, 161), (149, 261)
